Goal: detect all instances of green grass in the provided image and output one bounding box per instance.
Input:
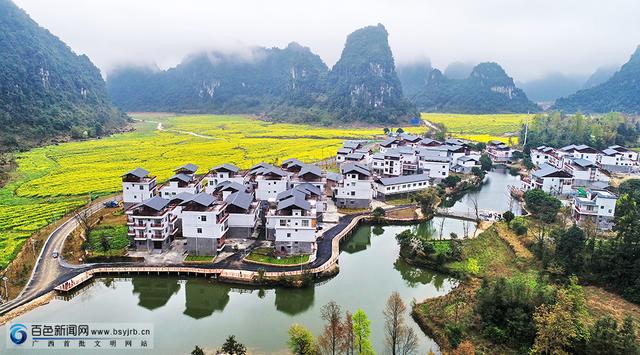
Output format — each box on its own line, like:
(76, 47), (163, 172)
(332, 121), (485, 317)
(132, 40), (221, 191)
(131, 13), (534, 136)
(185, 255), (215, 262)
(446, 227), (517, 277)
(431, 240), (452, 255)
(87, 225), (129, 256)
(0, 113), (424, 269)
(421, 113), (532, 144)
(245, 247), (310, 265)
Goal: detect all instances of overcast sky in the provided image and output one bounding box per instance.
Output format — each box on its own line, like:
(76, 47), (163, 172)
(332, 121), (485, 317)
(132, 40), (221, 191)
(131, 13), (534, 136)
(13, 0), (640, 81)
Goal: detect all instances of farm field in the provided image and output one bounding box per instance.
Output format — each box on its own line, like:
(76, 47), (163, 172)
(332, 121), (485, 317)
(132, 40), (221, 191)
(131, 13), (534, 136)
(421, 113), (533, 144)
(0, 114), (426, 268)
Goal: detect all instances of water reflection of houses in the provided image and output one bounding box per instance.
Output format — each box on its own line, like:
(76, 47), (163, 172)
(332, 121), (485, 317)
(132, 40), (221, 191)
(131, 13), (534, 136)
(183, 280), (231, 319)
(274, 286), (315, 316)
(131, 277), (181, 311)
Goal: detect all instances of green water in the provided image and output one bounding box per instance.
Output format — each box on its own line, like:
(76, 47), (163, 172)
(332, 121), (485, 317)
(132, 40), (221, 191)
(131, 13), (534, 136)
(2, 222), (461, 354)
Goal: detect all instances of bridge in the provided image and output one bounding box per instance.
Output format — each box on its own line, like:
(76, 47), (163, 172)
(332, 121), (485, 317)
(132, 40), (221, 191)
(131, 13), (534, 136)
(436, 207), (503, 222)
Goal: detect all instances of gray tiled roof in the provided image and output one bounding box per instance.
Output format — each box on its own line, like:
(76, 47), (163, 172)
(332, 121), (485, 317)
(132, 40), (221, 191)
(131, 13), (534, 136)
(345, 152), (366, 160)
(326, 172), (343, 182)
(170, 173), (193, 183)
(343, 141), (361, 149)
(212, 163), (239, 173)
(380, 138), (399, 147)
(123, 167), (149, 178)
(176, 163), (198, 173)
(299, 164), (322, 177)
(187, 193), (216, 207)
(276, 189), (306, 202)
(225, 191), (254, 210)
(532, 163), (572, 179)
(171, 192), (195, 203)
(341, 162), (371, 176)
(375, 173), (431, 186)
(337, 148), (352, 155)
(282, 158), (304, 169)
(277, 195), (311, 211)
(294, 183), (322, 196)
(141, 196), (170, 211)
(215, 181), (246, 192)
(572, 158), (596, 168)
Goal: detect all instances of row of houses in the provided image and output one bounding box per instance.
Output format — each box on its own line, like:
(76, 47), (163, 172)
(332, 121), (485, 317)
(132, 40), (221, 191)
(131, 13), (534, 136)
(531, 144), (638, 173)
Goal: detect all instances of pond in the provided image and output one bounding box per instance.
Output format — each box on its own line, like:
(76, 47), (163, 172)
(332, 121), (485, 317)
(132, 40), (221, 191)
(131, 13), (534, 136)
(0, 223), (460, 354)
(449, 169), (522, 215)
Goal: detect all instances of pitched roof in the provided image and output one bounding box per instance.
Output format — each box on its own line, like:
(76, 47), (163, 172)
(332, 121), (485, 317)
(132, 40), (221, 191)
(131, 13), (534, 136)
(170, 173), (193, 183)
(175, 163), (198, 173)
(602, 148), (619, 156)
(458, 155), (480, 162)
(276, 189), (307, 202)
(341, 162), (371, 176)
(326, 172), (343, 182)
(572, 158), (596, 168)
(215, 181), (246, 192)
(375, 173), (431, 186)
(225, 191), (254, 210)
(532, 164), (573, 179)
(282, 158), (304, 169)
(171, 192), (195, 203)
(250, 162), (271, 171)
(186, 193), (216, 207)
(343, 141), (361, 149)
(141, 196), (170, 211)
(399, 133), (421, 142)
(345, 152), (366, 160)
(298, 164), (322, 177)
(337, 148), (352, 155)
(122, 167), (149, 178)
(277, 195), (311, 211)
(251, 164), (287, 177)
(212, 163), (239, 173)
(380, 138), (399, 147)
(294, 183), (322, 196)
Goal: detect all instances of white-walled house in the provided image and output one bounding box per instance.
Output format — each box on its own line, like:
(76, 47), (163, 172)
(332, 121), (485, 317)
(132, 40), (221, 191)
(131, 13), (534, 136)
(609, 145), (638, 162)
(373, 173), (431, 200)
(417, 153), (450, 179)
(560, 145), (600, 165)
(530, 146), (557, 167)
(122, 167), (157, 207)
(521, 163), (573, 195)
(599, 145), (638, 172)
(289, 163), (326, 194)
(225, 191), (260, 238)
(126, 196), (178, 252)
(452, 155), (481, 174)
(181, 193), (229, 256)
(487, 141), (515, 164)
(266, 193), (317, 255)
(563, 158), (610, 185)
(205, 164), (245, 194)
(372, 150), (403, 177)
(572, 189), (617, 230)
(159, 164), (203, 199)
(250, 163), (290, 202)
(379, 138), (402, 153)
(334, 163), (373, 209)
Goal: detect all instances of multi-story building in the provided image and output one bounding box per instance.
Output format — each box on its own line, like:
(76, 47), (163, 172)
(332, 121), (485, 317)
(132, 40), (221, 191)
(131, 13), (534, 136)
(373, 173), (431, 200)
(572, 188), (617, 230)
(334, 163), (373, 208)
(181, 193), (229, 256)
(225, 191), (260, 238)
(371, 150), (402, 177)
(266, 191), (318, 255)
(452, 155), (481, 174)
(122, 167), (157, 207)
(521, 163), (573, 195)
(563, 158), (610, 186)
(250, 163), (290, 202)
(159, 164), (203, 198)
(599, 145), (638, 172)
(487, 141), (515, 164)
(530, 146), (557, 167)
(126, 196), (178, 252)
(560, 144), (600, 164)
(289, 163), (326, 194)
(417, 152), (450, 179)
(204, 164), (244, 194)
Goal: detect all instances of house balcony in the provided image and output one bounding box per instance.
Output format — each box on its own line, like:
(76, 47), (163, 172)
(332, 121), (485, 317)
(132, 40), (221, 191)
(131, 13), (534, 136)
(574, 205), (598, 215)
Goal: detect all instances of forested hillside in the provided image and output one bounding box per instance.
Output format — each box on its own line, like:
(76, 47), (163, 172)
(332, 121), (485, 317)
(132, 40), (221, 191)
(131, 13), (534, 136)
(0, 0), (128, 152)
(107, 24), (416, 125)
(554, 46), (640, 113)
(404, 62), (540, 114)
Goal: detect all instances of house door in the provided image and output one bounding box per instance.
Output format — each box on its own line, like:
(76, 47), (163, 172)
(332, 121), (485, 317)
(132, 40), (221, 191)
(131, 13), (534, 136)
(153, 241), (162, 250)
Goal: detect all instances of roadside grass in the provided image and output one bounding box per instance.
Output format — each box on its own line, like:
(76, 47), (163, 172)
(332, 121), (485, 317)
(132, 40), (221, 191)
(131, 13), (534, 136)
(0, 114), (424, 270)
(245, 247), (310, 265)
(384, 196), (414, 206)
(185, 255), (215, 262)
(87, 225), (129, 256)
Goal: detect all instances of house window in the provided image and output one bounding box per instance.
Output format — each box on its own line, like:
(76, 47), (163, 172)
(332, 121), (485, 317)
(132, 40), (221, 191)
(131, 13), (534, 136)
(201, 215), (207, 221)
(139, 185), (144, 190)
(287, 233), (291, 238)
(280, 220), (286, 227)
(351, 191), (355, 196)
(302, 220), (309, 227)
(197, 228), (202, 234)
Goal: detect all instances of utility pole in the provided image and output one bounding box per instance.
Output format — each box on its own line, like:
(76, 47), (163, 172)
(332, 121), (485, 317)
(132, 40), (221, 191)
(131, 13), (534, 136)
(523, 112), (530, 147)
(2, 277), (8, 301)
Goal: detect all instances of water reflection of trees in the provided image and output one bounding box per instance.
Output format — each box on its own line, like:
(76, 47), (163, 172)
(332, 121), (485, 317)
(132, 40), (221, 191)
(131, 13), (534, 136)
(131, 277), (181, 311)
(341, 227), (372, 254)
(183, 279), (232, 319)
(274, 286), (315, 316)
(393, 258), (446, 291)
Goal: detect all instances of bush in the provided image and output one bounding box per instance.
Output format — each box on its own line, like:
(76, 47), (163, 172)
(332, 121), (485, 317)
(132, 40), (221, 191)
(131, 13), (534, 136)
(503, 211), (515, 223)
(443, 175), (462, 188)
(446, 323), (464, 348)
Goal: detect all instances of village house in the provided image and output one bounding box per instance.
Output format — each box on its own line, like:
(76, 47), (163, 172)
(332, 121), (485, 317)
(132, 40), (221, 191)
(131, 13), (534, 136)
(417, 152), (450, 179)
(288, 162), (326, 194)
(181, 193), (229, 256)
(122, 167), (157, 207)
(126, 196), (179, 252)
(487, 140), (515, 164)
(521, 163), (573, 195)
(371, 150), (402, 177)
(398, 133), (423, 147)
(530, 146), (557, 167)
(224, 190), (260, 238)
(452, 155), (481, 174)
(418, 138), (443, 148)
(204, 164), (245, 194)
(373, 173), (431, 200)
(563, 158), (610, 186)
(334, 163), (373, 208)
(249, 163), (290, 202)
(598, 145), (638, 172)
(379, 137), (402, 153)
(559, 144), (600, 165)
(572, 188), (618, 231)
(159, 163), (203, 198)
(336, 141), (363, 163)
(265, 187), (319, 255)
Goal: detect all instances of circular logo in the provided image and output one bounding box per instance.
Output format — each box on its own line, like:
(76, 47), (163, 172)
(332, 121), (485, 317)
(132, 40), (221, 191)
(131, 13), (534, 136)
(9, 324), (28, 345)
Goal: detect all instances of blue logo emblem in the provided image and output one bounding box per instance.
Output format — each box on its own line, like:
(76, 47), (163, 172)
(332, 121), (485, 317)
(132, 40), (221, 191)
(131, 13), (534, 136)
(9, 323), (28, 345)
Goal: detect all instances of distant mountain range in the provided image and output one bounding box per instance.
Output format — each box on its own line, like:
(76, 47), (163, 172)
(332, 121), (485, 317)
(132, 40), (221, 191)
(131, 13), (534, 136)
(399, 62), (540, 113)
(108, 24), (417, 125)
(554, 46), (640, 113)
(0, 0), (127, 152)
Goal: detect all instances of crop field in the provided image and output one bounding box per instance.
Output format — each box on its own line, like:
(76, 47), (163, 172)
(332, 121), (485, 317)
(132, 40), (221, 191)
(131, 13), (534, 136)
(0, 114), (426, 268)
(421, 113), (532, 143)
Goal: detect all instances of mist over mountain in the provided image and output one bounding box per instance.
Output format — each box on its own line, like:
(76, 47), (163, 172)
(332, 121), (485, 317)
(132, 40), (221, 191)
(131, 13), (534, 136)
(107, 24), (416, 124)
(402, 62), (539, 113)
(397, 60), (433, 100)
(518, 73), (588, 103)
(443, 62), (475, 80)
(582, 65), (618, 89)
(554, 46), (640, 113)
(0, 0), (127, 151)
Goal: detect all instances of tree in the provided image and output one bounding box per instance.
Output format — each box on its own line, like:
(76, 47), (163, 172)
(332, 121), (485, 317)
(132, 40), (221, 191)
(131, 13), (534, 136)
(411, 187), (439, 217)
(287, 324), (316, 355)
(502, 211), (515, 223)
(587, 316), (619, 354)
(450, 340), (475, 355)
(619, 316), (639, 354)
(352, 309), (374, 355)
(220, 335), (247, 355)
(341, 311), (355, 355)
(384, 127), (391, 135)
(524, 189), (561, 223)
(396, 128), (405, 134)
(384, 291), (417, 355)
(372, 207), (386, 223)
(553, 224), (586, 275)
(191, 345), (205, 355)
(319, 301), (343, 355)
(73, 205), (95, 240)
(480, 154), (493, 171)
(471, 167), (485, 180)
(442, 175), (461, 188)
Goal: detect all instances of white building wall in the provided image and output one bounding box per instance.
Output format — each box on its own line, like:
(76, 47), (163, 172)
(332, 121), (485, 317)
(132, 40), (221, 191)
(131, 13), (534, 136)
(256, 179), (289, 201)
(123, 181), (155, 204)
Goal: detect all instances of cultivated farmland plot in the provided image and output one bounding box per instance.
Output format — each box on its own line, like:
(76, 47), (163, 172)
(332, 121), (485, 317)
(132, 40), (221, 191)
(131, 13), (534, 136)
(421, 112), (533, 143)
